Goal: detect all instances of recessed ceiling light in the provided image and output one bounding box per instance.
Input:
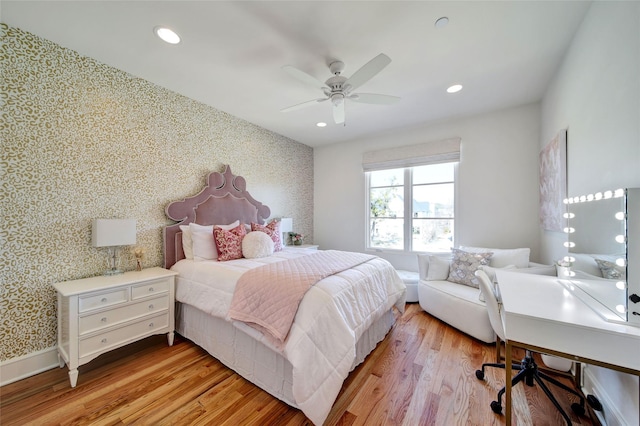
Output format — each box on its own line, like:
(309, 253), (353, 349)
(154, 26), (181, 44)
(447, 84), (463, 93)
(316, 122), (327, 127)
(435, 17), (449, 29)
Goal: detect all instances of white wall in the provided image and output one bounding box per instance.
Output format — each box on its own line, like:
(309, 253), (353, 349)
(540, 2), (640, 425)
(314, 103), (541, 272)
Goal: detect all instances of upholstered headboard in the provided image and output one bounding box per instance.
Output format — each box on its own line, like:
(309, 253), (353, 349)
(163, 165), (271, 269)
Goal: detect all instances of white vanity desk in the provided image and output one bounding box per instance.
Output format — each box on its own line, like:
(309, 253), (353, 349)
(495, 269), (640, 425)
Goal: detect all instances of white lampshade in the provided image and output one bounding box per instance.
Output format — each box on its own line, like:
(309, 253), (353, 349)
(92, 219), (137, 247)
(279, 218), (293, 233)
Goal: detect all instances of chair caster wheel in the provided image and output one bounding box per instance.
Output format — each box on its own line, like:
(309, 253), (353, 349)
(475, 370), (484, 380)
(571, 402), (586, 416)
(490, 401), (502, 414)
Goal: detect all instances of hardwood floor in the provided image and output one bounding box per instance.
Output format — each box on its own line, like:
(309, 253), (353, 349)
(1, 303), (597, 425)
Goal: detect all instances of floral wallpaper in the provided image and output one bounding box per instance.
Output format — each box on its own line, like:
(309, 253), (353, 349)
(0, 24), (314, 361)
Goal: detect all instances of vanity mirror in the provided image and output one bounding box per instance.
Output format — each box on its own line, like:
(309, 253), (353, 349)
(562, 188), (639, 326)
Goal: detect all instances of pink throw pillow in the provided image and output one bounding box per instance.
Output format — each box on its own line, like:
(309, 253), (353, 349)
(213, 223), (247, 261)
(251, 221), (282, 251)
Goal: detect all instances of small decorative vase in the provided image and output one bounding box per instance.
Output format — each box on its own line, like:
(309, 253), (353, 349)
(293, 240), (302, 246)
(556, 265), (570, 278)
(136, 258), (143, 271)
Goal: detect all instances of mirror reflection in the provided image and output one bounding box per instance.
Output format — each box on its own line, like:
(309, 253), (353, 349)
(563, 190), (628, 322)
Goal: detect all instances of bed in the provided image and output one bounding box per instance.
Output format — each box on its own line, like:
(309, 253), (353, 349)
(163, 165), (406, 425)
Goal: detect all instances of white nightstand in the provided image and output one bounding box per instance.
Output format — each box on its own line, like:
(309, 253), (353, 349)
(286, 244), (319, 250)
(53, 267), (178, 387)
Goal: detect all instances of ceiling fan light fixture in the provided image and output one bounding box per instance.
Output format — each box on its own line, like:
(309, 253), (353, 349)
(154, 26), (181, 44)
(447, 84), (463, 93)
(331, 93), (345, 106)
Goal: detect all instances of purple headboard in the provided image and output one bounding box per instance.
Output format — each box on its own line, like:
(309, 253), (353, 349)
(163, 165), (271, 269)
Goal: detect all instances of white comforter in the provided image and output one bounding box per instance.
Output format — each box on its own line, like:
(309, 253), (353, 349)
(171, 249), (406, 425)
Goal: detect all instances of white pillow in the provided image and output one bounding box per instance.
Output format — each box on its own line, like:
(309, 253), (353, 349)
(190, 220), (239, 261)
(242, 231), (275, 259)
(179, 225), (193, 260)
(426, 256), (451, 281)
(460, 246), (530, 268)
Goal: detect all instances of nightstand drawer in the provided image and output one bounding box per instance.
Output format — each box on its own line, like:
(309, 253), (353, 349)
(79, 313), (169, 358)
(79, 295), (169, 335)
(131, 278), (169, 300)
(79, 289), (128, 313)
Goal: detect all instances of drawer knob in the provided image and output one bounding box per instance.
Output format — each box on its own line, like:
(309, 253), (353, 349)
(149, 322), (154, 328)
(148, 287), (154, 292)
(149, 304), (154, 310)
(101, 338), (107, 344)
(101, 317), (107, 322)
(101, 298), (107, 303)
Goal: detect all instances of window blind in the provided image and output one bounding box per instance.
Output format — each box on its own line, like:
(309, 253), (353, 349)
(362, 137), (461, 171)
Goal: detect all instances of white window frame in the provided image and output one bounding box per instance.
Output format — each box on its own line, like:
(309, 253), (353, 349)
(365, 163), (458, 254)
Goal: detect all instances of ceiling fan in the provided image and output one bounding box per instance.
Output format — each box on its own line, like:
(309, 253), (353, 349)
(280, 53), (400, 125)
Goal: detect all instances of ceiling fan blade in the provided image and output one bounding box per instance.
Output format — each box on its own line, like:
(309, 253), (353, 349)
(280, 98), (327, 113)
(333, 101), (345, 124)
(350, 93), (400, 105)
(344, 53), (391, 91)
(282, 65), (329, 90)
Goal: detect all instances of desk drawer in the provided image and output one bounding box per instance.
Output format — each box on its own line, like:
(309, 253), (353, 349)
(132, 278), (169, 300)
(79, 295), (169, 335)
(79, 313), (168, 358)
(79, 289), (128, 313)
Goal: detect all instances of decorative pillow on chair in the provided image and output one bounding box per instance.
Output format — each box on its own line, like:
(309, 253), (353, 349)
(251, 221), (282, 251)
(213, 223), (247, 261)
(242, 231), (275, 259)
(447, 248), (493, 288)
(426, 255), (451, 281)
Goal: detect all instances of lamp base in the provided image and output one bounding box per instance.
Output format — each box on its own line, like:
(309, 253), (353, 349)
(103, 247), (124, 276)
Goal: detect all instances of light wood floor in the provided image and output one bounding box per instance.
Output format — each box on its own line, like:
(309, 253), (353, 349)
(1, 303), (597, 425)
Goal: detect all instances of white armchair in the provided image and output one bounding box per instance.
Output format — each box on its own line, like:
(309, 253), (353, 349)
(417, 247), (555, 343)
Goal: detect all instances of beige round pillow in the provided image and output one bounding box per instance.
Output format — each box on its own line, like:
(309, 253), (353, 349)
(242, 231), (274, 259)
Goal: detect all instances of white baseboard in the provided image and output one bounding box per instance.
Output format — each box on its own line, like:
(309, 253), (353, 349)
(581, 365), (635, 426)
(0, 346), (59, 387)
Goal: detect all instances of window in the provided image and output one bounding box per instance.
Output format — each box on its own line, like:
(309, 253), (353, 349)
(367, 162), (456, 252)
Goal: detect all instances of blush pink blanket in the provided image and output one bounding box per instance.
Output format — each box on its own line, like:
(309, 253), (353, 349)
(228, 250), (375, 346)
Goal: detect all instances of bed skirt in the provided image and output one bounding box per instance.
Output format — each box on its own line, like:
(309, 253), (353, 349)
(175, 302), (396, 411)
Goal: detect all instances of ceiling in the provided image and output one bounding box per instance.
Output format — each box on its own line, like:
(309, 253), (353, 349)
(2, 1), (591, 147)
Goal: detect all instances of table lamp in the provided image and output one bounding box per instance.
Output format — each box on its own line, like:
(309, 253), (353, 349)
(279, 218), (293, 246)
(92, 219), (136, 275)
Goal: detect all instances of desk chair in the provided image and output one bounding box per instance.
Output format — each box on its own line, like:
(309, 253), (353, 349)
(474, 269), (586, 425)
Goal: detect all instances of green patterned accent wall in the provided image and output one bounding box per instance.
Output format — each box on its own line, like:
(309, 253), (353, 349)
(0, 24), (314, 361)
